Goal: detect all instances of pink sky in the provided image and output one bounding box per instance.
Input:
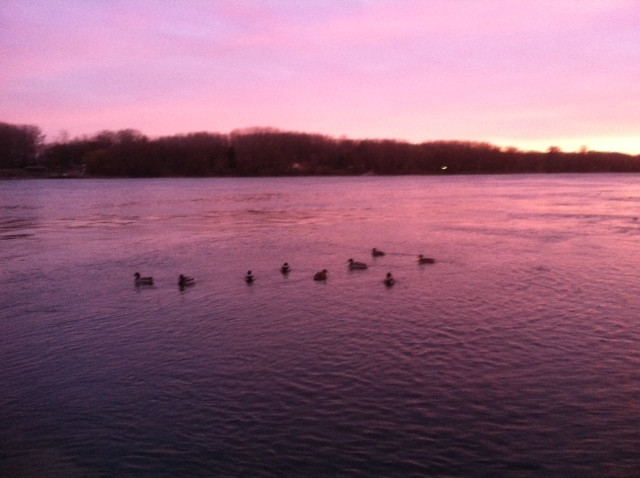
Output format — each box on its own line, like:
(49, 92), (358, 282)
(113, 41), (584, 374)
(1, 1), (639, 153)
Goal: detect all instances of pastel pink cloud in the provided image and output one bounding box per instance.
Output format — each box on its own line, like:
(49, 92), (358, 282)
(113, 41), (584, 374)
(1, 0), (638, 153)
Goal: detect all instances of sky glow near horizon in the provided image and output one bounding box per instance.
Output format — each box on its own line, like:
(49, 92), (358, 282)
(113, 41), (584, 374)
(1, 1), (639, 153)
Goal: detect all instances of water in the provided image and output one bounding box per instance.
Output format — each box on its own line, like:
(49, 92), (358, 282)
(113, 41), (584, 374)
(1, 175), (639, 477)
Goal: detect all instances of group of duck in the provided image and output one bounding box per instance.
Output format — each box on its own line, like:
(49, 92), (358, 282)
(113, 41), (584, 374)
(133, 272), (195, 289)
(134, 248), (436, 290)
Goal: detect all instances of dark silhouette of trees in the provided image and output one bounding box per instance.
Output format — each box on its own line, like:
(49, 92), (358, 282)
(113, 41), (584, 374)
(1, 121), (639, 177)
(228, 128), (341, 176)
(0, 122), (43, 169)
(44, 129), (229, 177)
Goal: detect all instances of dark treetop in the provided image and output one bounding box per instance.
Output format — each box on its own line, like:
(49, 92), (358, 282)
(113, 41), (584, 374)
(2, 122), (639, 177)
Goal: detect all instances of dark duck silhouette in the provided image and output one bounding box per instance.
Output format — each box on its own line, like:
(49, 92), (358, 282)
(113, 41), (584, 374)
(347, 258), (368, 270)
(383, 272), (395, 287)
(313, 269), (328, 281)
(245, 270), (254, 284)
(134, 272), (153, 286)
(418, 254), (435, 264)
(178, 274), (195, 288)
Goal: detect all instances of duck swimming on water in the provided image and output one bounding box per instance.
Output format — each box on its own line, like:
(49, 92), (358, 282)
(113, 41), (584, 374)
(134, 272), (154, 286)
(313, 269), (328, 281)
(383, 272), (395, 287)
(245, 270), (254, 284)
(418, 254), (435, 264)
(371, 248), (385, 257)
(178, 274), (195, 288)
(347, 258), (368, 270)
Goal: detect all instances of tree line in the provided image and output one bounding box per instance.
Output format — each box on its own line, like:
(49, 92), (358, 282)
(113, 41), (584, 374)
(1, 121), (639, 177)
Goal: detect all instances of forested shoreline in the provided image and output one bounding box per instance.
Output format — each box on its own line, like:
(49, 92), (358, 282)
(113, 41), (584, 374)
(2, 121), (639, 178)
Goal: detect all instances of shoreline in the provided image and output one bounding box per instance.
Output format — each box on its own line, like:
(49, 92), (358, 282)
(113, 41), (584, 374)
(2, 169), (640, 180)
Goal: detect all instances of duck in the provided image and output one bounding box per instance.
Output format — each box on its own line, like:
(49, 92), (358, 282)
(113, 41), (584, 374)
(383, 272), (395, 287)
(178, 274), (195, 288)
(245, 270), (254, 284)
(280, 262), (291, 275)
(347, 258), (368, 270)
(418, 254), (435, 264)
(313, 269), (328, 281)
(371, 248), (385, 257)
(134, 272), (154, 286)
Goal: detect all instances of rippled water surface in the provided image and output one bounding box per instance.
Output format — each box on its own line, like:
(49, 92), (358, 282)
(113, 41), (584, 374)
(1, 175), (640, 477)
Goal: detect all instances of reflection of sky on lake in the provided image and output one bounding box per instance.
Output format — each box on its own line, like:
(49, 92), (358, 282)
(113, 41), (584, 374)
(1, 175), (640, 477)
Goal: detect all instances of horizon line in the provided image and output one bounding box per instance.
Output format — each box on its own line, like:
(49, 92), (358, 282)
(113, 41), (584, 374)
(37, 124), (639, 157)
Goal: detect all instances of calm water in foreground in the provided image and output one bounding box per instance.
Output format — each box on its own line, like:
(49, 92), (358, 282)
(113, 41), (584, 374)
(1, 175), (640, 477)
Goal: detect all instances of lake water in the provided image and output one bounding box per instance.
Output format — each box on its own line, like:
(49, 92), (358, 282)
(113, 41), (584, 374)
(1, 175), (639, 477)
